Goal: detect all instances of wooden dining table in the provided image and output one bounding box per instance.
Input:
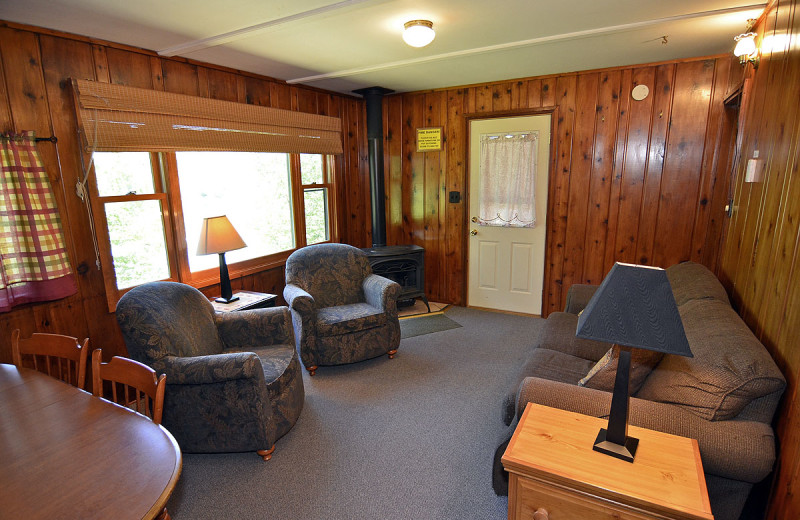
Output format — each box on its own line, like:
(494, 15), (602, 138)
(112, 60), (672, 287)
(0, 363), (182, 519)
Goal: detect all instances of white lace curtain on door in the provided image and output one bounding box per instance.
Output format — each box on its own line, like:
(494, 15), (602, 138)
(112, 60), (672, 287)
(478, 131), (538, 228)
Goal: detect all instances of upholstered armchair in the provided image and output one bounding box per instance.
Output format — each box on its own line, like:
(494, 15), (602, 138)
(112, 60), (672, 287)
(284, 243), (402, 376)
(115, 281), (304, 461)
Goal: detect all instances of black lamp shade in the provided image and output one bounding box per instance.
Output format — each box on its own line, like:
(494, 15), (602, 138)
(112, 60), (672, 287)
(576, 263), (692, 357)
(576, 262), (691, 462)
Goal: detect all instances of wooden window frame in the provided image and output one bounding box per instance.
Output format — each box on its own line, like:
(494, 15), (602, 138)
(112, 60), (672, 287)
(292, 154), (337, 246)
(91, 151), (339, 311)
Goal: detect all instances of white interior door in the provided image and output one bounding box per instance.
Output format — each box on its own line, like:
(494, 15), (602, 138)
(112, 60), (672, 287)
(467, 115), (550, 315)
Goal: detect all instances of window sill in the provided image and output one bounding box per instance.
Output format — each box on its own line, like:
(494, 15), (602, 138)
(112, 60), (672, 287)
(185, 250), (294, 291)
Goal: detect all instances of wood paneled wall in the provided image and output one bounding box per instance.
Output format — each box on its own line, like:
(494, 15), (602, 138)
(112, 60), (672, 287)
(382, 56), (734, 314)
(0, 22), (370, 364)
(719, 0), (800, 517)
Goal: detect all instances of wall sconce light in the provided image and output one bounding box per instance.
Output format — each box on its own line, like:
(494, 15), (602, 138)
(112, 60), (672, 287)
(403, 20), (435, 48)
(733, 20), (759, 69)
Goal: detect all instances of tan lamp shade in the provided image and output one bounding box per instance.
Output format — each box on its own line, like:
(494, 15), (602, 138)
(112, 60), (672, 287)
(197, 215), (246, 255)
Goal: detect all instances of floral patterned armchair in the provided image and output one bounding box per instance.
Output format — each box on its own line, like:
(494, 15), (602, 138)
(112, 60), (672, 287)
(115, 281), (304, 460)
(284, 243), (401, 376)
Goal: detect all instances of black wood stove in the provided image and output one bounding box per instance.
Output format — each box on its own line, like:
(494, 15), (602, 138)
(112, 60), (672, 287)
(362, 245), (429, 311)
(355, 86), (430, 312)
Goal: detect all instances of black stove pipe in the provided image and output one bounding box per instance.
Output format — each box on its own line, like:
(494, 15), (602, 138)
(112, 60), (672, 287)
(354, 86), (394, 248)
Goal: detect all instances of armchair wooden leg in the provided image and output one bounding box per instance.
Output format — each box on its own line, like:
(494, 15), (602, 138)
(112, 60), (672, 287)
(307, 365), (317, 376)
(257, 445), (276, 461)
(388, 349), (397, 359)
(155, 507), (171, 520)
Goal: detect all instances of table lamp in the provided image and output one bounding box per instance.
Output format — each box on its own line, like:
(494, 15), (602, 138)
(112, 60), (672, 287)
(197, 215), (246, 304)
(576, 262), (692, 462)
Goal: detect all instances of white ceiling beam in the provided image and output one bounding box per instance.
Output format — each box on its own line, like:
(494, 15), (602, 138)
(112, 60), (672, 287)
(157, 0), (379, 57)
(287, 3), (765, 84)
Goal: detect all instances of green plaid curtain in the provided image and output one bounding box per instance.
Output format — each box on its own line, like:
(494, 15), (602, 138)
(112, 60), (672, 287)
(0, 131), (76, 312)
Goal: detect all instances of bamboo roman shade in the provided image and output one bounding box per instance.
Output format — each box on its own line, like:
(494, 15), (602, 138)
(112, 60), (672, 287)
(71, 79), (343, 154)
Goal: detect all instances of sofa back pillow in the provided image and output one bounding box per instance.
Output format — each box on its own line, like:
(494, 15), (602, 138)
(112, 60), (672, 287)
(666, 261), (731, 307)
(579, 346), (663, 393)
(636, 299), (785, 421)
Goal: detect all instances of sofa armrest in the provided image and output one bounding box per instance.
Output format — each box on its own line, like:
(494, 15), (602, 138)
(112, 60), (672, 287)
(215, 306), (294, 347)
(515, 377), (777, 483)
(153, 352), (263, 385)
(283, 284), (315, 315)
(363, 274), (401, 312)
(564, 284), (599, 314)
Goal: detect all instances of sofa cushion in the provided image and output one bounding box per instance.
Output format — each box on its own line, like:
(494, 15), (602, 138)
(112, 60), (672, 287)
(501, 348), (594, 425)
(537, 312), (611, 362)
(666, 261), (730, 307)
(316, 303), (386, 336)
(579, 346), (663, 393)
(636, 299), (785, 420)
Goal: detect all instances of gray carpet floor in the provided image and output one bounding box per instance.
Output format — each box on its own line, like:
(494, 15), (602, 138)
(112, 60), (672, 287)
(166, 306), (543, 519)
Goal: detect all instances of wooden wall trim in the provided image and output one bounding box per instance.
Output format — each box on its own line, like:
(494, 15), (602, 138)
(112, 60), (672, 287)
(394, 53), (731, 97)
(0, 20), (362, 100)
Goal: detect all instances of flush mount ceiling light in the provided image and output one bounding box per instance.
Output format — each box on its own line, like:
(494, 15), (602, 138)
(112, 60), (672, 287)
(403, 20), (435, 48)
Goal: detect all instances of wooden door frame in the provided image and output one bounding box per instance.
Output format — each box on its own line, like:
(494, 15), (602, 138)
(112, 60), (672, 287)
(713, 86), (743, 285)
(463, 108), (559, 314)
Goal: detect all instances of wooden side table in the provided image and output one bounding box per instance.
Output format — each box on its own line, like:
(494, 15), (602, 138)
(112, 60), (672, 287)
(211, 291), (277, 313)
(502, 403), (714, 520)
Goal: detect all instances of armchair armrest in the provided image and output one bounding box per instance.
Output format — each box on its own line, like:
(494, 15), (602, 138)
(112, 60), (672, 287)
(153, 352), (263, 385)
(363, 274), (401, 311)
(283, 284), (315, 315)
(564, 284), (599, 314)
(515, 377), (777, 483)
(216, 306), (294, 347)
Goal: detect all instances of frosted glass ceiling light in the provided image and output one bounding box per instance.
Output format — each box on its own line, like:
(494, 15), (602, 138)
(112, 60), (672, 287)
(403, 20), (435, 48)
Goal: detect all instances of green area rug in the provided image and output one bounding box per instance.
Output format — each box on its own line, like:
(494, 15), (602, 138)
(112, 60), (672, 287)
(400, 313), (462, 339)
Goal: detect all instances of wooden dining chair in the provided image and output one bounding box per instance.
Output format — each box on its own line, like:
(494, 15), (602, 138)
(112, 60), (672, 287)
(11, 329), (89, 389)
(91, 349), (166, 425)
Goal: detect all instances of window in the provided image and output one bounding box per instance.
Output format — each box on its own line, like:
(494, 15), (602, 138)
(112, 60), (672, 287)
(92, 152), (174, 290)
(91, 150), (337, 309)
(175, 152), (295, 273)
(72, 78), (342, 310)
(298, 154), (332, 245)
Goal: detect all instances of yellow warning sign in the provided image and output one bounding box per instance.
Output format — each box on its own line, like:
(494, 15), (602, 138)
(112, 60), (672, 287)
(416, 127), (443, 152)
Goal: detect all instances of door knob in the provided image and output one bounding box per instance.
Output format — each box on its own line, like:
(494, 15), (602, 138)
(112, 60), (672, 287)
(470, 229), (478, 236)
(471, 216), (479, 223)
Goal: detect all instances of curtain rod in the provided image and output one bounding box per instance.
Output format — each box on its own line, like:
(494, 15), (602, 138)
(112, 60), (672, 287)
(1, 134), (58, 143)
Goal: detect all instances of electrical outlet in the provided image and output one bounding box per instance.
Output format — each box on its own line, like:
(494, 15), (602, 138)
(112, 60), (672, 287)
(449, 191), (461, 203)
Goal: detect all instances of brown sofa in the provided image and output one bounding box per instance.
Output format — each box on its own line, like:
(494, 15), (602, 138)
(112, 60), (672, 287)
(493, 262), (785, 520)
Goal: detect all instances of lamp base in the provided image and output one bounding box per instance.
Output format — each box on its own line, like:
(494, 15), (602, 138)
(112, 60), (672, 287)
(592, 428), (639, 462)
(214, 295), (240, 304)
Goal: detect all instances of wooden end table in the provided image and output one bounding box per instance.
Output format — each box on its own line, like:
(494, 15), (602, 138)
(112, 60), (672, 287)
(502, 403), (714, 520)
(211, 290), (277, 312)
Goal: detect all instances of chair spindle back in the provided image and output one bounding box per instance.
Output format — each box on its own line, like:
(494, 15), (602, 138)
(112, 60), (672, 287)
(91, 349), (166, 424)
(11, 330), (89, 389)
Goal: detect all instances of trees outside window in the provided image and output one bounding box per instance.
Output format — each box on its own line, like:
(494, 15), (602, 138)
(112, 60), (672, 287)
(91, 151), (336, 309)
